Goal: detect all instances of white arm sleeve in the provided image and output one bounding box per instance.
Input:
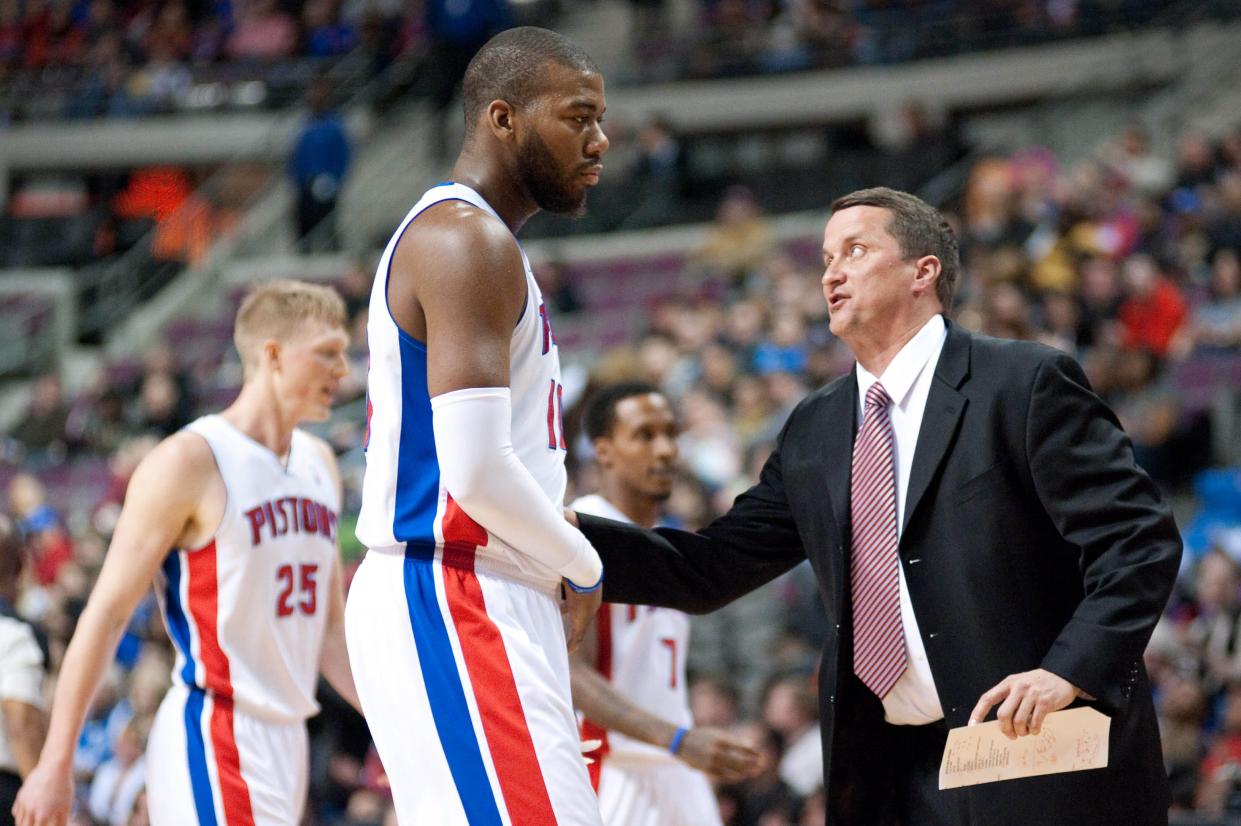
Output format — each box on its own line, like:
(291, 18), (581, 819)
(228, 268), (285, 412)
(431, 386), (602, 588)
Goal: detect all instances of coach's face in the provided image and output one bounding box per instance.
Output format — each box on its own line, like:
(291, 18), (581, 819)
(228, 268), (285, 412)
(822, 205), (921, 342)
(515, 62), (609, 217)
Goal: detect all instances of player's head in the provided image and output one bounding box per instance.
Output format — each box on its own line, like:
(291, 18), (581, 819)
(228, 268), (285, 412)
(462, 27), (608, 216)
(822, 187), (959, 338)
(233, 279), (349, 421)
(583, 382), (677, 502)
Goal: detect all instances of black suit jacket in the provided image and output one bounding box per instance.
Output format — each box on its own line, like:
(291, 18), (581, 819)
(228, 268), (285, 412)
(578, 322), (1181, 826)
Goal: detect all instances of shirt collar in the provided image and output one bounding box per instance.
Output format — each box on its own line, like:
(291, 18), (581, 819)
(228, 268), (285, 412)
(856, 314), (946, 411)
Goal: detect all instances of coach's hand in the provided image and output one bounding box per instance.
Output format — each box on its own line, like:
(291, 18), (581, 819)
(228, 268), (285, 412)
(969, 668), (1081, 740)
(13, 758), (73, 826)
(678, 726), (763, 784)
(561, 580), (602, 653)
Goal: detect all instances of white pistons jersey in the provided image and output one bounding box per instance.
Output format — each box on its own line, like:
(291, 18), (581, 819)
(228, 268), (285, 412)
(154, 415), (340, 725)
(571, 495), (693, 765)
(356, 182), (568, 588)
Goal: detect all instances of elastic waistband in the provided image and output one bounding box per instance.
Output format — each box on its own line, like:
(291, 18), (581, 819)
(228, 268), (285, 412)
(366, 543), (561, 596)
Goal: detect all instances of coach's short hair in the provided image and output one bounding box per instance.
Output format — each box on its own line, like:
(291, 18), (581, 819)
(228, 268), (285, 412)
(233, 279), (346, 370)
(462, 27), (600, 138)
(582, 381), (664, 441)
(830, 187), (960, 309)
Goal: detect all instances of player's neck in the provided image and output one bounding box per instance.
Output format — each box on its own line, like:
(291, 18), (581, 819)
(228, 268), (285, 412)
(450, 152), (538, 234)
(220, 381), (296, 460)
(598, 481), (661, 529)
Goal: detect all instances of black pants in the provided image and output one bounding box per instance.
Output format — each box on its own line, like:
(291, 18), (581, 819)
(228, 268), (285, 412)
(0, 768), (21, 826)
(887, 719), (970, 826)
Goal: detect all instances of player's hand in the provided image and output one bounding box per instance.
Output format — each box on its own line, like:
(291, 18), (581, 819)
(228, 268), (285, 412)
(563, 507), (580, 528)
(677, 726), (763, 784)
(13, 759), (74, 826)
(969, 668), (1080, 740)
(561, 580), (601, 653)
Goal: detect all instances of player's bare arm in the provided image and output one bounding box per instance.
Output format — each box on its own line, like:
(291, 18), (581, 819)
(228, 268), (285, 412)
(569, 620), (761, 783)
(310, 435), (362, 714)
(390, 206), (603, 639)
(391, 202), (525, 394)
(14, 432), (219, 826)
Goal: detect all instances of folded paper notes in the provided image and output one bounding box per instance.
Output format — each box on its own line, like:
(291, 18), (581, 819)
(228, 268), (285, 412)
(939, 707), (1110, 790)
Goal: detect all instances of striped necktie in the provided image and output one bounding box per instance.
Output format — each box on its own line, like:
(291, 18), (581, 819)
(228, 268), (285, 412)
(850, 381), (907, 699)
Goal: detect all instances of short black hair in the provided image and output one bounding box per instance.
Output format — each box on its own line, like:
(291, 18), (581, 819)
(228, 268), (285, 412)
(582, 381), (663, 441)
(462, 27), (600, 138)
(830, 186), (961, 309)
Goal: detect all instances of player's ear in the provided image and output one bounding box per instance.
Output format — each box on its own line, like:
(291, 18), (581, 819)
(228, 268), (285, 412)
(262, 338), (282, 371)
(487, 100), (517, 143)
(593, 437), (614, 468)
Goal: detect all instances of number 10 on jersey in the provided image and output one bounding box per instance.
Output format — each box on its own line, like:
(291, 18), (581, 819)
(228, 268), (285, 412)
(546, 379), (566, 451)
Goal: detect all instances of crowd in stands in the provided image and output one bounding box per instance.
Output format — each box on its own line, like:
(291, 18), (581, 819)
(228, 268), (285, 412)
(3, 113), (1241, 823)
(622, 0), (1237, 82)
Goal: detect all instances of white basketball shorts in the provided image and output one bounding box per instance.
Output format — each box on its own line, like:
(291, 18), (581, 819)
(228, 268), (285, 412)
(145, 684), (308, 825)
(345, 545), (601, 825)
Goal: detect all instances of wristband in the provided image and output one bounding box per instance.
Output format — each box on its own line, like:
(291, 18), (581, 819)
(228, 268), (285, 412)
(566, 568), (603, 594)
(669, 726), (689, 755)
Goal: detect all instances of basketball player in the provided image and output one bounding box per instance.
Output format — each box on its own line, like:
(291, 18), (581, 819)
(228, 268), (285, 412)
(345, 27), (609, 825)
(572, 383), (761, 826)
(14, 280), (360, 826)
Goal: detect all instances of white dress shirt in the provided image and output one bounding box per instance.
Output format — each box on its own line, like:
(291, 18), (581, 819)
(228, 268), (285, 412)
(854, 313), (947, 725)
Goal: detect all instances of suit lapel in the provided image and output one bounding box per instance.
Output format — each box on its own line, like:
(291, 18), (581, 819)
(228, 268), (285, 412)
(902, 322), (971, 535)
(819, 372), (859, 535)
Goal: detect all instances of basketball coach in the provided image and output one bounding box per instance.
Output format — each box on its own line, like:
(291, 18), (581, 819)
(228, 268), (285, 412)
(571, 187), (1181, 825)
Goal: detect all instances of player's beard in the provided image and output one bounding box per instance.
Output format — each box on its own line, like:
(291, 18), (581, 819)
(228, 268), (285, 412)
(517, 130), (589, 217)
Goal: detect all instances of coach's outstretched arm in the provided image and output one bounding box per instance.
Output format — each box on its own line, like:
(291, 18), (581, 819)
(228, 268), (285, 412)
(396, 204), (602, 647)
(575, 413), (807, 614)
(14, 435), (213, 826)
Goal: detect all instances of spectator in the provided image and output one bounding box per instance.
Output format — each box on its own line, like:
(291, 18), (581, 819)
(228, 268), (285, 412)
(304, 0), (358, 56)
(226, 0), (297, 60)
(87, 716), (145, 826)
(10, 373), (71, 459)
(289, 79), (352, 252)
(1118, 253), (1189, 359)
(760, 674), (821, 798)
(7, 474), (73, 588)
(1192, 248), (1241, 353)
(619, 115), (683, 230)
(691, 186), (776, 282)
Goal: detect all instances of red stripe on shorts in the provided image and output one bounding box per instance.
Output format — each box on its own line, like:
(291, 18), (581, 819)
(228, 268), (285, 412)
(441, 557), (559, 825)
(186, 540), (256, 826)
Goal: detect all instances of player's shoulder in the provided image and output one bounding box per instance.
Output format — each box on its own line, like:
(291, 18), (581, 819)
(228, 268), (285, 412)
(397, 200), (523, 281)
(133, 428), (221, 494)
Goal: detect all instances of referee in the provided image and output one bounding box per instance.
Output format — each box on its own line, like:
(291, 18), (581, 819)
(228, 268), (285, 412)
(0, 517), (47, 826)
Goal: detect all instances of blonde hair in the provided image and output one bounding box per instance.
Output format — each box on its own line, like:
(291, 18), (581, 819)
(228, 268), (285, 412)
(233, 279), (347, 370)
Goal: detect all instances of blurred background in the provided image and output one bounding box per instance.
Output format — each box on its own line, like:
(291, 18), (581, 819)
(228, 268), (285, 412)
(3, 0), (1241, 823)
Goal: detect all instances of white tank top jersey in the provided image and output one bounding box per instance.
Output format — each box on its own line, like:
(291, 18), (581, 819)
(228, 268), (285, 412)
(357, 182), (569, 589)
(153, 415), (340, 724)
(572, 494), (693, 763)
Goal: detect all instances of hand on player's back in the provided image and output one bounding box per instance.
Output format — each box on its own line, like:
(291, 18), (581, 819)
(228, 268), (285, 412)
(677, 726), (763, 784)
(561, 580), (602, 653)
